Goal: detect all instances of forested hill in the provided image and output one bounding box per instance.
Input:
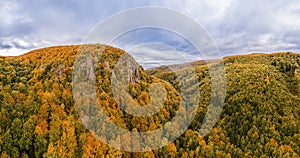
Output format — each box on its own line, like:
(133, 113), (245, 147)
(0, 44), (299, 157)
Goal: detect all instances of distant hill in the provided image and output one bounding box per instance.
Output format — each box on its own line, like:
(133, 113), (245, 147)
(0, 45), (299, 157)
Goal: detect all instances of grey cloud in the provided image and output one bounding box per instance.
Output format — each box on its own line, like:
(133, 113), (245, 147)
(127, 42), (202, 68)
(1, 0), (299, 58)
(215, 0), (300, 54)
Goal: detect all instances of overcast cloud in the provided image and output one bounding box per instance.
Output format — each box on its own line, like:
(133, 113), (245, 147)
(0, 0), (299, 66)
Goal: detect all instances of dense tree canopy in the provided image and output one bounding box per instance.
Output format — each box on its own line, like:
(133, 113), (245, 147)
(0, 45), (299, 157)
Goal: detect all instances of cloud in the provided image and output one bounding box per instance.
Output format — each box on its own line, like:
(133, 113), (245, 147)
(208, 0), (300, 55)
(110, 27), (207, 68)
(0, 1), (32, 25)
(0, 37), (51, 56)
(0, 0), (299, 59)
(159, 0), (300, 55)
(0, 0), (33, 37)
(0, 0), (164, 56)
(161, 0), (231, 25)
(127, 42), (202, 68)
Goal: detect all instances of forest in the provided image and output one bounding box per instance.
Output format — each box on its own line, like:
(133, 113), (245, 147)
(0, 44), (299, 157)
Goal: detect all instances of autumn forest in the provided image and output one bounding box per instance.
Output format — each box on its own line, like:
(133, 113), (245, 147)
(0, 44), (299, 157)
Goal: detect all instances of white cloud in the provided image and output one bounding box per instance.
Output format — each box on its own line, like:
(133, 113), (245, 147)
(0, 37), (53, 56)
(0, 47), (30, 56)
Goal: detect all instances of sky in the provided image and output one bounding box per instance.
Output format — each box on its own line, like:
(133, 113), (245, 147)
(1, 0), (300, 67)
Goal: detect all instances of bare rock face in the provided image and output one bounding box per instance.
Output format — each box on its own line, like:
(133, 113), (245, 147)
(122, 54), (141, 84)
(128, 66), (140, 84)
(113, 53), (141, 84)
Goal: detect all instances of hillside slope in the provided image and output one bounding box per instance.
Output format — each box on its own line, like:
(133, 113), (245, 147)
(0, 45), (299, 157)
